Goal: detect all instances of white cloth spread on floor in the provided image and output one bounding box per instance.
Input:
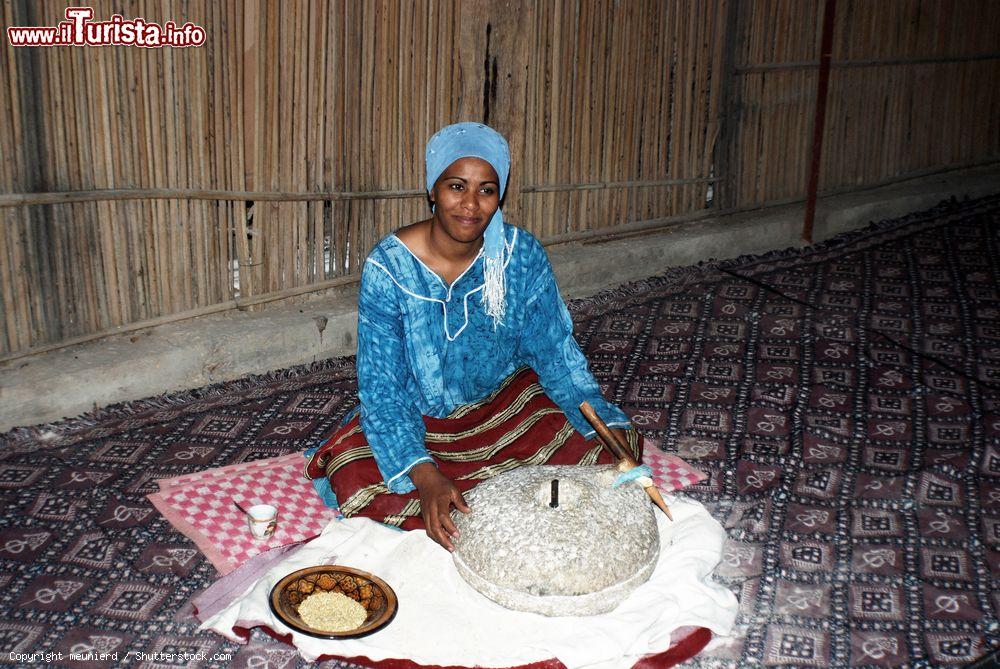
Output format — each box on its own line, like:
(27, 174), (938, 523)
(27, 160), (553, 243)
(199, 496), (737, 668)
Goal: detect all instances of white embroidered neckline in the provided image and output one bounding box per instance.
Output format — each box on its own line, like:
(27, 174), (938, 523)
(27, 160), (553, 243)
(389, 234), (484, 297)
(367, 228), (518, 342)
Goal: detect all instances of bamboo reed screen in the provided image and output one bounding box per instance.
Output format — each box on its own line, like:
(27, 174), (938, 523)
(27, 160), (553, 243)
(1, 0), (998, 358)
(726, 0), (1000, 206)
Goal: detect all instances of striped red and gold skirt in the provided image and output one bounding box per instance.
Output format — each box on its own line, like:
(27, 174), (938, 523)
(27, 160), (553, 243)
(304, 367), (640, 531)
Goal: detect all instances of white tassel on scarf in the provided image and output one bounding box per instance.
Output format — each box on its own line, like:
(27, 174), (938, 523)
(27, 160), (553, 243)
(482, 254), (506, 328)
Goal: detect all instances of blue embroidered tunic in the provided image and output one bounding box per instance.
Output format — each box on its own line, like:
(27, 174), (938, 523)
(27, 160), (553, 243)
(358, 224), (631, 493)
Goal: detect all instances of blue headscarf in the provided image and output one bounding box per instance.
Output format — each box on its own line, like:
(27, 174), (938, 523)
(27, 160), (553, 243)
(425, 122), (510, 327)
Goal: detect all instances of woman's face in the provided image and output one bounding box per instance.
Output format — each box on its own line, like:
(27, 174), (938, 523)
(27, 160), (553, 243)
(430, 157), (501, 246)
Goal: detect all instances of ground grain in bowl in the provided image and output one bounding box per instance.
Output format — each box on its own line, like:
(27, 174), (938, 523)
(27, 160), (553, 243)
(298, 591), (368, 632)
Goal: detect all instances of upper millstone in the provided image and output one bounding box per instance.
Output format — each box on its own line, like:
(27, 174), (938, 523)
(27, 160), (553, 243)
(451, 464), (660, 616)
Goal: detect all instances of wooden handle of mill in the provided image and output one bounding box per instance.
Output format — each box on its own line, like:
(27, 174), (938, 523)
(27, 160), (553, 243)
(579, 402), (636, 465)
(579, 401), (673, 520)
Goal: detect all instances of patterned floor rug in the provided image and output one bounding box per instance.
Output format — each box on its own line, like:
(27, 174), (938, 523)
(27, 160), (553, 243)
(1, 194), (998, 668)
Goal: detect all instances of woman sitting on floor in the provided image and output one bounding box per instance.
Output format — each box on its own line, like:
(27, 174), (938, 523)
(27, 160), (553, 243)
(305, 122), (641, 550)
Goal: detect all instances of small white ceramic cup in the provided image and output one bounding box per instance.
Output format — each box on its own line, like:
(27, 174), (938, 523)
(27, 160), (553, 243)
(247, 504), (278, 539)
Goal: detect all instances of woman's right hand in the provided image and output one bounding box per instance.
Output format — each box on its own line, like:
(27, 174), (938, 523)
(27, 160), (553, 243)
(409, 462), (471, 551)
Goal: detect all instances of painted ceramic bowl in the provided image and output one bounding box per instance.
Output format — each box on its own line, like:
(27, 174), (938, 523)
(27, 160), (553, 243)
(269, 565), (397, 639)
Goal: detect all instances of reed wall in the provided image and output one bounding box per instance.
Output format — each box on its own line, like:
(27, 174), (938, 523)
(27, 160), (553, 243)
(1, 0), (998, 358)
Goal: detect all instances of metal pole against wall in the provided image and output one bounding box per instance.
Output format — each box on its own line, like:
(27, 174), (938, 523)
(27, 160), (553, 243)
(802, 0), (838, 243)
(714, 0), (743, 211)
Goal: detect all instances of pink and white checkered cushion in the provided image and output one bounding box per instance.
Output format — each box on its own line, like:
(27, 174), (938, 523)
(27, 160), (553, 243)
(148, 453), (337, 575)
(645, 449), (708, 492)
